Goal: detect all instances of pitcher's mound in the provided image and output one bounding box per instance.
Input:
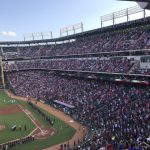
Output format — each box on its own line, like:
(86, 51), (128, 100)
(0, 125), (5, 131)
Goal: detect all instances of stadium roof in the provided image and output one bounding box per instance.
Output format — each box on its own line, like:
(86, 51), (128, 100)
(119, 0), (150, 9)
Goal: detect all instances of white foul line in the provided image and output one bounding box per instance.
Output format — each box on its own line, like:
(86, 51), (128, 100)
(18, 104), (45, 135)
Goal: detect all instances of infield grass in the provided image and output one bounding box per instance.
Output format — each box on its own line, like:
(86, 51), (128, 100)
(0, 91), (35, 144)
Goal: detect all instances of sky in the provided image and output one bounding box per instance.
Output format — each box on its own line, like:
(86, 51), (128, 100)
(0, 0), (144, 41)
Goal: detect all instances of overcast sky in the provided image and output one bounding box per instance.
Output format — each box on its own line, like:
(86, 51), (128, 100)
(0, 0), (141, 41)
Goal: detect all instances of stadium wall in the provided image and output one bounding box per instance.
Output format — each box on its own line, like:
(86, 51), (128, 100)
(140, 62), (150, 69)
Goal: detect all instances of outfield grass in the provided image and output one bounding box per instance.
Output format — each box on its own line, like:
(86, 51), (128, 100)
(0, 91), (18, 108)
(0, 91), (76, 150)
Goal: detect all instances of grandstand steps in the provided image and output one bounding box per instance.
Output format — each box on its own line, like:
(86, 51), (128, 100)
(127, 61), (140, 74)
(14, 63), (18, 70)
(97, 103), (108, 112)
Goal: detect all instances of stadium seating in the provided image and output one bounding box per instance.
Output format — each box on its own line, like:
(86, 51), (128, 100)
(6, 70), (150, 149)
(3, 18), (150, 150)
(4, 58), (150, 75)
(1, 24), (150, 59)
(4, 57), (135, 73)
(131, 68), (150, 75)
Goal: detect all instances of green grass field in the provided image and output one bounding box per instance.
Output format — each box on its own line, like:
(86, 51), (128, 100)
(0, 92), (35, 144)
(0, 91), (76, 150)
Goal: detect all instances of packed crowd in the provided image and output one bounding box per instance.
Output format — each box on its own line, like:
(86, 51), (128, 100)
(1, 25), (150, 59)
(4, 58), (150, 75)
(0, 136), (34, 150)
(7, 70), (150, 150)
(4, 57), (134, 73)
(132, 68), (150, 76)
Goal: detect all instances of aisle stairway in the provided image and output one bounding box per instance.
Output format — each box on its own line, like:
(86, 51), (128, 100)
(127, 61), (140, 74)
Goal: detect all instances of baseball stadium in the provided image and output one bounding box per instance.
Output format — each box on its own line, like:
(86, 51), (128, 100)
(0, 0), (150, 150)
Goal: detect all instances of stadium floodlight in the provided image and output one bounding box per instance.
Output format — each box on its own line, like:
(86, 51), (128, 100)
(42, 32), (53, 39)
(23, 31), (53, 41)
(23, 33), (34, 41)
(60, 22), (84, 37)
(127, 5), (144, 15)
(113, 8), (128, 19)
(100, 5), (146, 27)
(32, 32), (43, 41)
